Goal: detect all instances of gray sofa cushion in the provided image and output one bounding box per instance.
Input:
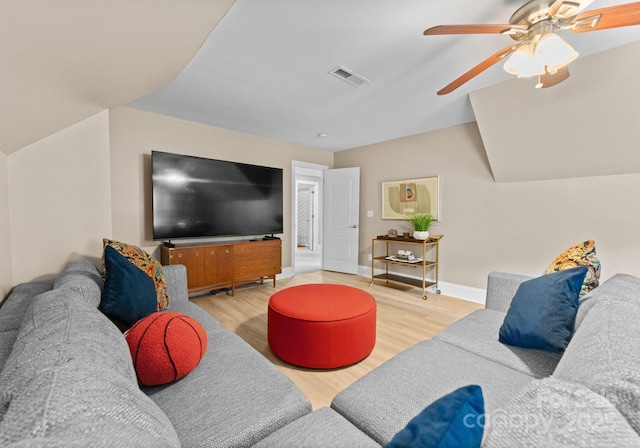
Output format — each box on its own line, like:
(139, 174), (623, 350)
(254, 407), (380, 448)
(575, 273), (640, 329)
(485, 272), (533, 313)
(482, 377), (640, 447)
(52, 259), (103, 301)
(331, 339), (532, 445)
(144, 300), (312, 447)
(168, 296), (229, 335)
(553, 273), (640, 434)
(0, 286), (180, 447)
(162, 264), (190, 306)
(0, 281), (53, 372)
(436, 309), (561, 379)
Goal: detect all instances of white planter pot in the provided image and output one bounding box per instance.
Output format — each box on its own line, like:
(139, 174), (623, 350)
(413, 231), (429, 240)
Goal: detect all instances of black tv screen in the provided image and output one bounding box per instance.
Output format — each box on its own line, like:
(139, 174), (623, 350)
(152, 151), (283, 240)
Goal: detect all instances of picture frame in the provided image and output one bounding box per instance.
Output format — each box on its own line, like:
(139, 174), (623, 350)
(382, 176), (439, 220)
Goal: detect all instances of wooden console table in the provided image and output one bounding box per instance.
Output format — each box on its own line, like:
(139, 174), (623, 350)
(161, 239), (281, 296)
(370, 234), (442, 299)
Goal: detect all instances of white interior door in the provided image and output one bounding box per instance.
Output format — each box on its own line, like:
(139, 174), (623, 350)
(322, 167), (360, 274)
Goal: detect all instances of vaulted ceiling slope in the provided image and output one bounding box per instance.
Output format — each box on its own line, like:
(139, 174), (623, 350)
(128, 0), (640, 152)
(0, 0), (235, 155)
(471, 40), (640, 182)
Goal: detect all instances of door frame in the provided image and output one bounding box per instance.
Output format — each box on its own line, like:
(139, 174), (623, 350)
(291, 161), (329, 274)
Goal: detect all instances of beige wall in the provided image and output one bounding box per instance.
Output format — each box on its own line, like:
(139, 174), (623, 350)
(0, 106), (331, 292)
(0, 152), (13, 299)
(335, 122), (640, 290)
(3, 104), (638, 297)
(7, 111), (112, 285)
(108, 107), (333, 268)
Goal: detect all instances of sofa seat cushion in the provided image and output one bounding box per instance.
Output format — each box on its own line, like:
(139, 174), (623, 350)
(553, 273), (640, 434)
(482, 377), (640, 447)
(0, 286), (180, 447)
(436, 309), (560, 379)
(387, 385), (484, 448)
(0, 362), (180, 448)
(253, 407), (380, 448)
(143, 300), (312, 447)
(331, 339), (532, 445)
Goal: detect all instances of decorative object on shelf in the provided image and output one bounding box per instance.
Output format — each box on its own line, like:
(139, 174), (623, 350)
(382, 176), (440, 220)
(386, 255), (423, 264)
(396, 250), (416, 261)
(413, 231), (429, 240)
(387, 228), (398, 238)
(409, 213), (436, 240)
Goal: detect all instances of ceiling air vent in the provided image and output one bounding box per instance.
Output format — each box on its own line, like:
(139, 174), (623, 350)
(329, 66), (370, 87)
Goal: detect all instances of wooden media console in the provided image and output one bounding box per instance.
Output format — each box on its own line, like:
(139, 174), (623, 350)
(161, 239), (281, 296)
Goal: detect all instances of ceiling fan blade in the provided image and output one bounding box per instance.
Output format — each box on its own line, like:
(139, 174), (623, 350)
(549, 0), (595, 19)
(571, 1), (640, 32)
(423, 24), (523, 35)
(538, 66), (571, 88)
(437, 44), (518, 95)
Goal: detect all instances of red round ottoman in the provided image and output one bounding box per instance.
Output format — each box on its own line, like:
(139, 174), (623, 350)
(268, 284), (376, 369)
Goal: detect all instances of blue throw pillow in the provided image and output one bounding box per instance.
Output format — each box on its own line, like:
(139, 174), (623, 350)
(99, 245), (158, 327)
(386, 385), (484, 448)
(499, 266), (588, 354)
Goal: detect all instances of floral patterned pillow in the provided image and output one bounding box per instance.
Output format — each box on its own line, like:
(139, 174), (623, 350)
(544, 240), (601, 296)
(101, 238), (169, 310)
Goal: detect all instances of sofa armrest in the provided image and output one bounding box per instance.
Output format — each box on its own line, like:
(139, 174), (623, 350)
(163, 264), (189, 306)
(485, 271), (533, 312)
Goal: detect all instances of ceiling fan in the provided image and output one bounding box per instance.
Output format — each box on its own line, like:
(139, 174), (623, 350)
(424, 0), (640, 95)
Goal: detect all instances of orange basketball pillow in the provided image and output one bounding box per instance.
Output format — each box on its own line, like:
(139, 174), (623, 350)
(125, 312), (207, 387)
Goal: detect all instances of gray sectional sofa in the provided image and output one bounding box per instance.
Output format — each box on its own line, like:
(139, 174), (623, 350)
(328, 271), (640, 447)
(1, 260), (639, 447)
(0, 260), (311, 447)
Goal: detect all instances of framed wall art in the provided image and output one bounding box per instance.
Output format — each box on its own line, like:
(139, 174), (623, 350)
(382, 176), (439, 220)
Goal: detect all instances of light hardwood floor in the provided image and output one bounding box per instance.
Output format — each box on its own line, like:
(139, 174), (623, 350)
(191, 271), (482, 410)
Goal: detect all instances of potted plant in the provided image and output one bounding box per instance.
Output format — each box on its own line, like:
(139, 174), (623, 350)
(408, 213), (435, 240)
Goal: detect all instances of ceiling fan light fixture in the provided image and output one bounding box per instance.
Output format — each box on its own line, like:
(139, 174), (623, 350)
(503, 32), (578, 79)
(503, 43), (546, 78)
(534, 32), (579, 73)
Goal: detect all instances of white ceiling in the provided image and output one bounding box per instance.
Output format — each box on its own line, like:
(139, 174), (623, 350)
(128, 0), (640, 151)
(2, 1), (639, 155)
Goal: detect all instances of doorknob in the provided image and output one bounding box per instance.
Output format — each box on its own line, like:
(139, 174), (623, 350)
(349, 225), (358, 229)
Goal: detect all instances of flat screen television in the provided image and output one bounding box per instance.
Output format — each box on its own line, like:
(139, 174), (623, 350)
(152, 151), (283, 240)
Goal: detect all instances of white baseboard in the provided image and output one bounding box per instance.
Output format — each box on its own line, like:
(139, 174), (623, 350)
(434, 281), (486, 305)
(278, 267), (295, 280)
(280, 265), (487, 305)
(358, 265), (486, 305)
